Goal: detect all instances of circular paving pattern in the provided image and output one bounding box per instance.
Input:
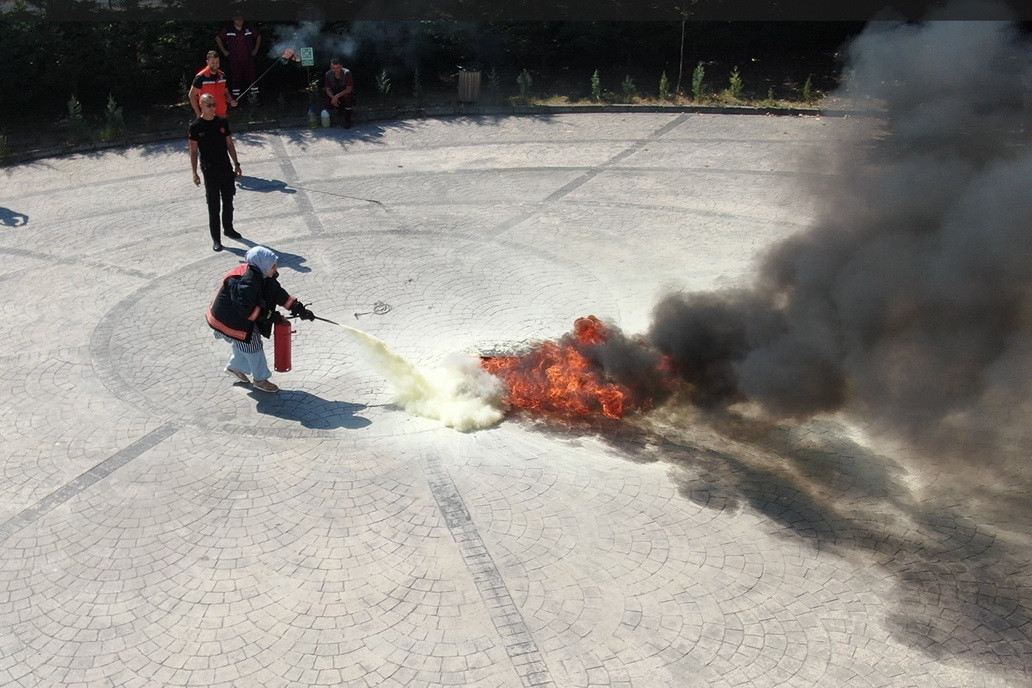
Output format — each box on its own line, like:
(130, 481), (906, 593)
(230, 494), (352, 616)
(1, 112), (1030, 687)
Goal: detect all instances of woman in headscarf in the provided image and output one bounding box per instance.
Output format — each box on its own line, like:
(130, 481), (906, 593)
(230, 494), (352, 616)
(206, 246), (315, 392)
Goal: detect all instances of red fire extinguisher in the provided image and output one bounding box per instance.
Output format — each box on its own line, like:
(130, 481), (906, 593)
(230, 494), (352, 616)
(273, 318), (294, 372)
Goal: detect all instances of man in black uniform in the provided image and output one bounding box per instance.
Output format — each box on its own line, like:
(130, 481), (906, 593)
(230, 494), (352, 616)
(189, 92), (243, 251)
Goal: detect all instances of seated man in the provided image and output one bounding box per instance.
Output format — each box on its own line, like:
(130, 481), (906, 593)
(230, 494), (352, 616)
(324, 57), (355, 127)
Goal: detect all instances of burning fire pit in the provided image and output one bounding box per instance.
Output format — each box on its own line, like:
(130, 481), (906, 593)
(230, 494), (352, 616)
(481, 315), (676, 420)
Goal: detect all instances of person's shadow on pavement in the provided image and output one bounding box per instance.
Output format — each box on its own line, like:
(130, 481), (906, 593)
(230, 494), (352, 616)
(248, 388), (371, 430)
(0, 207), (29, 226)
(236, 176), (297, 194)
(220, 238), (311, 274)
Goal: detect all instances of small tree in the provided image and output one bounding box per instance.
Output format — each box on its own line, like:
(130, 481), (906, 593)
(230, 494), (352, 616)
(376, 69), (392, 107)
(659, 71), (670, 101)
(179, 72), (190, 104)
(517, 69), (532, 102)
(622, 75), (637, 102)
(66, 94), (89, 143)
(307, 77), (322, 109)
(691, 62), (705, 101)
(728, 67), (743, 100)
(100, 93), (125, 141)
(488, 64), (501, 101)
(412, 67), (423, 104)
(802, 75), (815, 103)
(591, 69), (601, 102)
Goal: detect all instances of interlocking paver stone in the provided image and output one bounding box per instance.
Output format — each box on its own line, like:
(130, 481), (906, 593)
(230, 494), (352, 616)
(1, 112), (1030, 687)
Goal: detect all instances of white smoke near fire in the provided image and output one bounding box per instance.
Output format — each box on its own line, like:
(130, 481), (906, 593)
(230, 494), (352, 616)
(267, 21), (435, 67)
(267, 21), (358, 64)
(337, 324), (505, 431)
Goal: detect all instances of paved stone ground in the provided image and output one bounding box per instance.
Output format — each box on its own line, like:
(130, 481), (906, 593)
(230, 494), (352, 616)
(1, 112), (1030, 687)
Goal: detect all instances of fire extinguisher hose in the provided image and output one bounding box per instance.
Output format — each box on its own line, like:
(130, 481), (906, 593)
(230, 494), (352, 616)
(289, 314), (341, 326)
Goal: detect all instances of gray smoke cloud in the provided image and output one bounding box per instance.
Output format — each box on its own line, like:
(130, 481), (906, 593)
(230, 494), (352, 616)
(267, 21), (358, 63)
(268, 21), (467, 70)
(647, 5), (1032, 460)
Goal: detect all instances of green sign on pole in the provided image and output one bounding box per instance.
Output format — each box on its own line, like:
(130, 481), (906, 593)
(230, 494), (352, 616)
(300, 47), (314, 67)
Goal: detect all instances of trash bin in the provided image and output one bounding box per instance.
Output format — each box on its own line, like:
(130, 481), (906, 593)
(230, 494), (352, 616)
(458, 63), (482, 103)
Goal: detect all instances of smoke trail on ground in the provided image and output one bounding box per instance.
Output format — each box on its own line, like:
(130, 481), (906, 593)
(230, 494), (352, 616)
(338, 324), (505, 431)
(645, 5), (1032, 461)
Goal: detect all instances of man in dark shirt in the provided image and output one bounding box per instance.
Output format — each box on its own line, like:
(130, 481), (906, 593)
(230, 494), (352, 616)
(324, 57), (355, 128)
(189, 93), (244, 251)
(216, 12), (262, 103)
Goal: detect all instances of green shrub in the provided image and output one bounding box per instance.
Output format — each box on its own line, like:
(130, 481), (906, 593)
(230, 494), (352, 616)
(376, 69), (392, 105)
(413, 67), (423, 103)
(488, 65), (501, 96)
(517, 69), (532, 100)
(100, 93), (125, 141)
(66, 94), (89, 143)
(591, 69), (601, 102)
(802, 75), (814, 103)
(307, 77), (322, 108)
(728, 67), (743, 100)
(179, 72), (190, 104)
(691, 62), (705, 101)
(622, 75), (636, 102)
(659, 71), (670, 101)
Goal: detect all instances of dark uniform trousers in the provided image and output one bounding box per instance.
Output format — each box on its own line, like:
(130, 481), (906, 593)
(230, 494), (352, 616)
(202, 165), (236, 240)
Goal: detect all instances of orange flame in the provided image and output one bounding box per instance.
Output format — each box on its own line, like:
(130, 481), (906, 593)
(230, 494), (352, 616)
(482, 315), (670, 420)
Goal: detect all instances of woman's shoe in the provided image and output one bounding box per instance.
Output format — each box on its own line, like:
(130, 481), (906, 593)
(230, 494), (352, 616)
(225, 367), (250, 384)
(252, 379), (279, 393)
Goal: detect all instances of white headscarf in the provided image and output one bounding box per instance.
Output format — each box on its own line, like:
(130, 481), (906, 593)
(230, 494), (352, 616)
(244, 246), (278, 275)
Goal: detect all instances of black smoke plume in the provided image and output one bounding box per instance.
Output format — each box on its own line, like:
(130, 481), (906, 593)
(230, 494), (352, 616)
(646, 7), (1032, 459)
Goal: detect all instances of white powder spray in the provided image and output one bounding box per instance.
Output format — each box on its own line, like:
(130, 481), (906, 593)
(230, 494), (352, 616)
(336, 324), (507, 431)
